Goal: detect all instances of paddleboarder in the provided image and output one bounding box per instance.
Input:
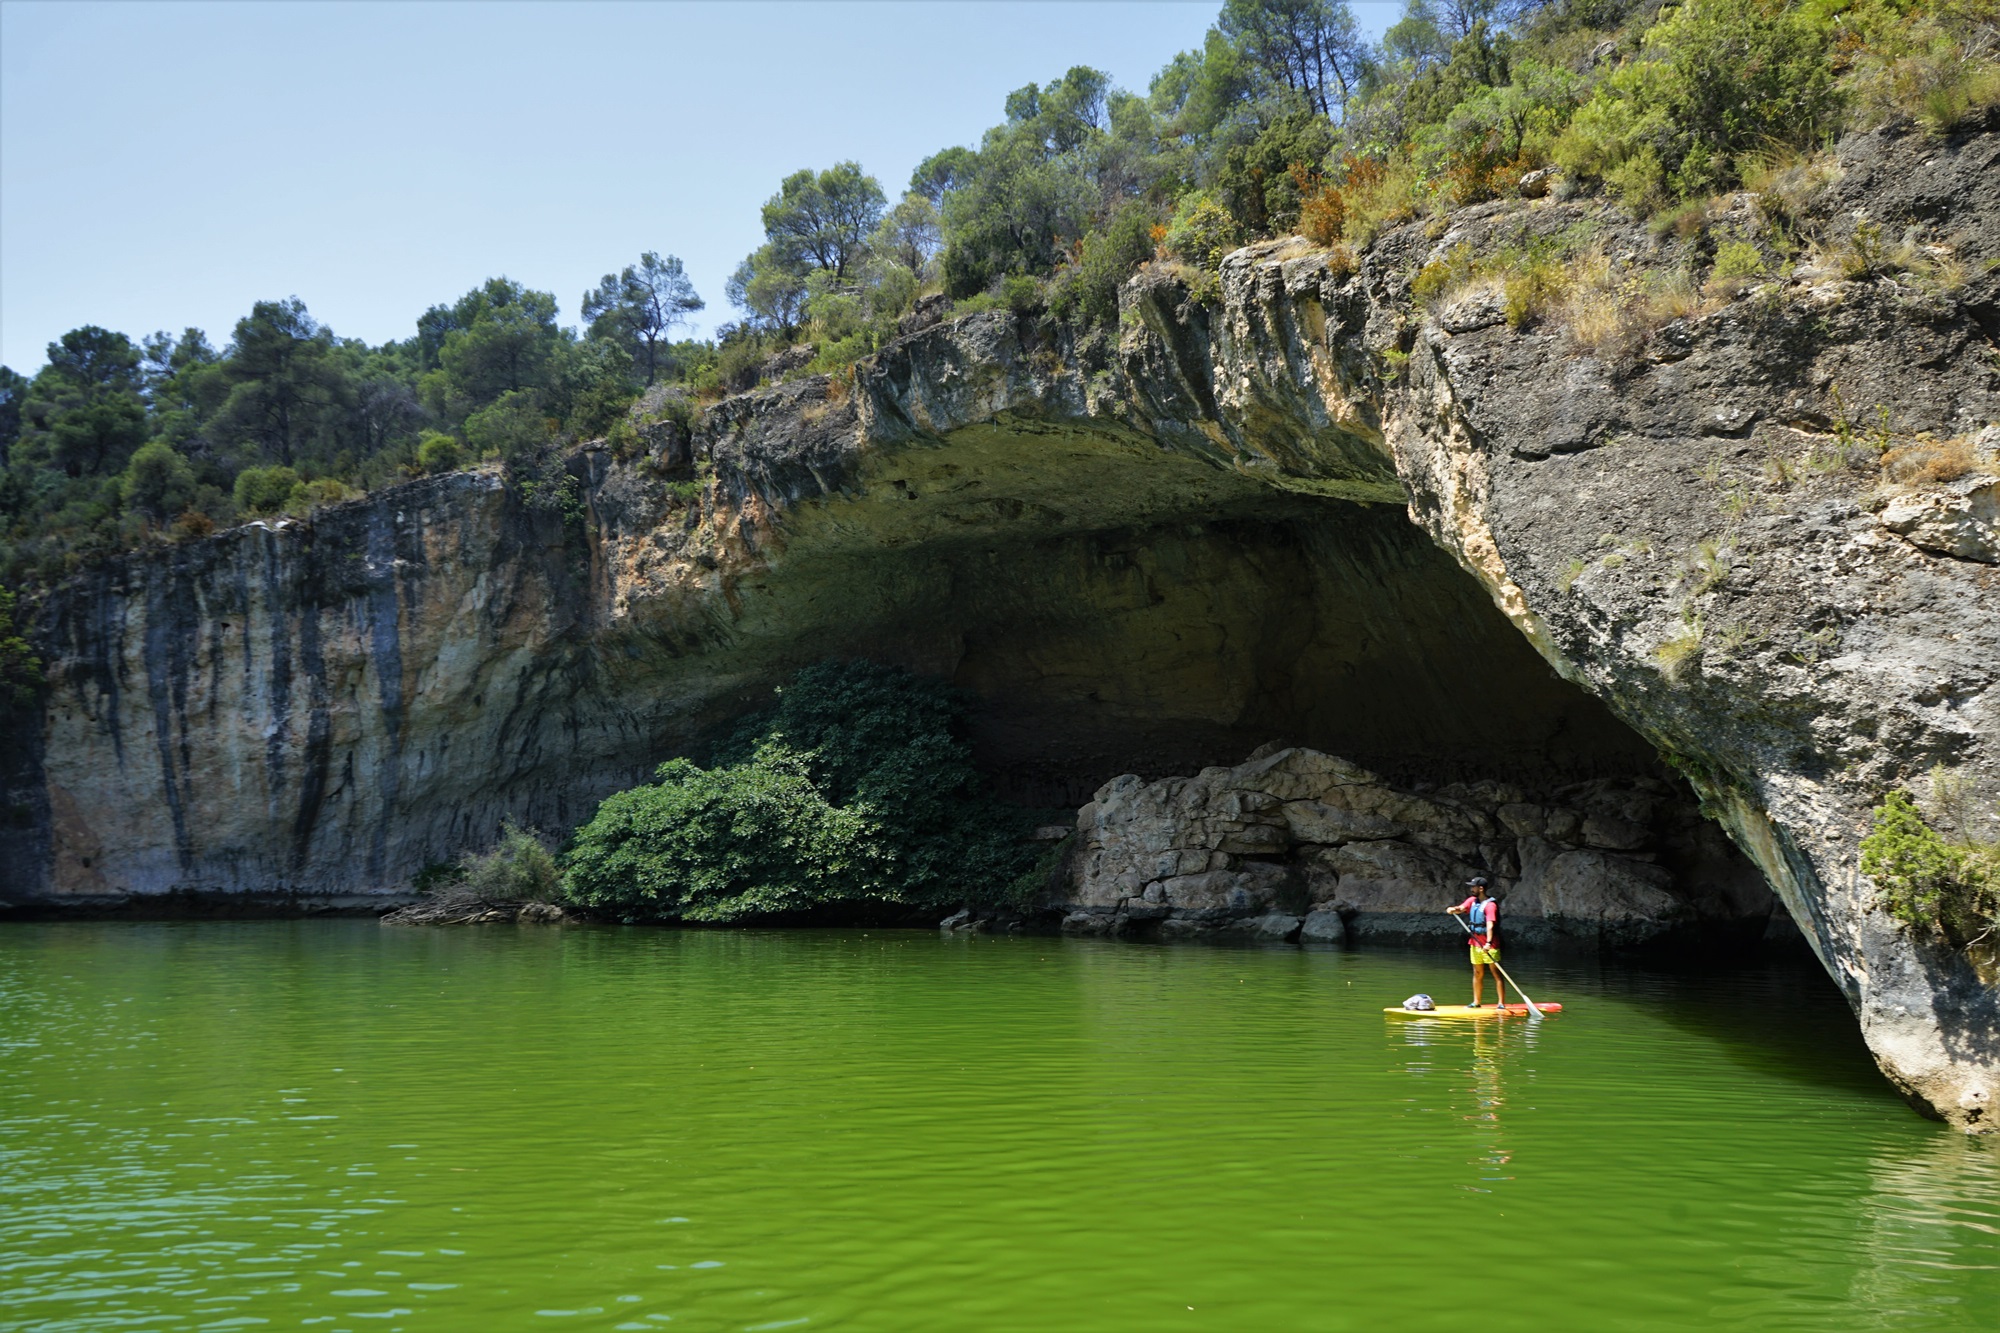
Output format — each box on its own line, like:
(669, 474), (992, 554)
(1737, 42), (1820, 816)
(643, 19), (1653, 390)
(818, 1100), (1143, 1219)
(1447, 878), (1505, 1008)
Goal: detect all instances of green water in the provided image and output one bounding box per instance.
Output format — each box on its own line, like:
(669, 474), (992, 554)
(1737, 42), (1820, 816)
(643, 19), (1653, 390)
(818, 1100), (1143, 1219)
(2, 924), (1997, 1332)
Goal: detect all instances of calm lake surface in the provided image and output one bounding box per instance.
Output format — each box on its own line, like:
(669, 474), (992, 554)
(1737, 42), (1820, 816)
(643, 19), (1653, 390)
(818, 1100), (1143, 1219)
(2, 923), (1997, 1332)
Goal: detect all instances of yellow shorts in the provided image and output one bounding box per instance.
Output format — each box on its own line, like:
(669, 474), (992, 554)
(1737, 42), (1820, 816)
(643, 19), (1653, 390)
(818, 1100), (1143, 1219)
(1469, 942), (1500, 965)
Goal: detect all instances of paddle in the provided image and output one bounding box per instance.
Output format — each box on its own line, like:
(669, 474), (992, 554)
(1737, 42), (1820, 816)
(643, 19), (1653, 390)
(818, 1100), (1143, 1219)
(1449, 910), (1547, 1019)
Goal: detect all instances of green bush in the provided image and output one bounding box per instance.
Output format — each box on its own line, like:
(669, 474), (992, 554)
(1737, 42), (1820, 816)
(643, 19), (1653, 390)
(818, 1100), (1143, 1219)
(290, 477), (354, 511)
(999, 274), (1045, 316)
(416, 431), (464, 475)
(563, 743), (874, 920)
(868, 261), (921, 320)
(1164, 191), (1242, 271)
(119, 440), (197, 522)
(562, 660), (1040, 921)
(1215, 110), (1338, 237)
(1860, 790), (2000, 949)
(1711, 240), (1766, 282)
(459, 820), (563, 902)
(1050, 204), (1157, 328)
(714, 336), (770, 393)
(1847, 0), (2000, 134)
(465, 390), (552, 470)
(1554, 0), (1844, 203)
(809, 329), (879, 376)
(233, 465), (301, 515)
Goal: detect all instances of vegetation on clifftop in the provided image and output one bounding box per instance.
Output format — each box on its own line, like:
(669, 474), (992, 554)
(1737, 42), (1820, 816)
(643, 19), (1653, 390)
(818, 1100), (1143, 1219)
(3, 0), (1995, 588)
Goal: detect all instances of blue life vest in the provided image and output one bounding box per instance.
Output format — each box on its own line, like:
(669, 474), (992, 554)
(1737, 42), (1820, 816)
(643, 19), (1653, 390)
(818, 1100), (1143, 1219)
(1469, 898), (1491, 930)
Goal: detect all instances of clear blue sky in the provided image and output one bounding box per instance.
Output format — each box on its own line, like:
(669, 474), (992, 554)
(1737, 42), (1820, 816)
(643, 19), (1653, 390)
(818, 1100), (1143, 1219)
(2, 0), (1399, 372)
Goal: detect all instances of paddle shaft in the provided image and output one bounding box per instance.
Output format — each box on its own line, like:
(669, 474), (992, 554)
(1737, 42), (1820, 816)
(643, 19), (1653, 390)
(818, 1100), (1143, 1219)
(1450, 911), (1545, 1018)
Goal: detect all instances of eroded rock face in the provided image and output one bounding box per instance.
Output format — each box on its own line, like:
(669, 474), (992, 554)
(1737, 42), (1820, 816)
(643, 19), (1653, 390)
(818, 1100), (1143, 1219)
(1386, 126), (2000, 1131)
(1060, 746), (1773, 948)
(6, 124), (1996, 1127)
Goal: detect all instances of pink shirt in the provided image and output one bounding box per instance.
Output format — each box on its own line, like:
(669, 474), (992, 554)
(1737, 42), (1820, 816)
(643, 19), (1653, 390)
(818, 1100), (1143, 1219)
(1457, 896), (1497, 938)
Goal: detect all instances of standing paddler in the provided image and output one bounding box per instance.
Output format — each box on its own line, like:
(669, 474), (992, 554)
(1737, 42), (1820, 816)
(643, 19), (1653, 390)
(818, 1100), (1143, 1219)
(1447, 878), (1505, 1008)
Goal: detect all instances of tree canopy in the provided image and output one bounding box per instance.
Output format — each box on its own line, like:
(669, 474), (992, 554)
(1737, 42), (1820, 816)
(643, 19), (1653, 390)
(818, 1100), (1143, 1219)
(583, 252), (704, 384)
(761, 162), (887, 280)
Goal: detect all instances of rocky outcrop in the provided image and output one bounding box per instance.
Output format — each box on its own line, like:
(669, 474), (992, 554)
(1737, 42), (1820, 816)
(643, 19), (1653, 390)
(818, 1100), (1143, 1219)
(6, 124), (1996, 1126)
(1876, 456), (1999, 563)
(1059, 745), (1774, 948)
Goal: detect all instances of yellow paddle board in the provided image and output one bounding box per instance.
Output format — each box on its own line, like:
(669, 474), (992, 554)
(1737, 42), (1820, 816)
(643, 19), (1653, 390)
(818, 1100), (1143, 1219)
(1384, 1002), (1561, 1017)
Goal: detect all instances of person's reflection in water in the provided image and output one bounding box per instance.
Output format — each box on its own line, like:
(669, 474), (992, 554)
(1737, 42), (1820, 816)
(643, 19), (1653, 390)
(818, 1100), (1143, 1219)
(1395, 1017), (1516, 1188)
(1464, 1021), (1514, 1187)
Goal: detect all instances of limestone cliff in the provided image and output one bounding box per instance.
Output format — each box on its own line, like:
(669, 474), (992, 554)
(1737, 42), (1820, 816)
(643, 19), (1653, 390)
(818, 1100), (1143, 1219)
(4, 123), (1996, 1127)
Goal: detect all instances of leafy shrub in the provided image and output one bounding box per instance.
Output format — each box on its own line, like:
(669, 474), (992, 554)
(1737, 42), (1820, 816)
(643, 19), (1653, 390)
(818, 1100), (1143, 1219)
(1422, 60), (1588, 200)
(416, 432), (464, 475)
(1050, 204), (1157, 327)
(1554, 0), (1845, 203)
(562, 661), (1040, 921)
(1861, 790), (2000, 948)
(465, 390), (553, 470)
(459, 820), (563, 902)
(705, 335), (766, 394)
(999, 274), (1045, 316)
(555, 337), (640, 439)
(564, 744), (872, 921)
(233, 465), (301, 516)
(605, 416), (640, 460)
(808, 330), (878, 377)
(1336, 155), (1425, 247)
(1215, 110), (1338, 237)
(1708, 239), (1767, 294)
(120, 440), (197, 522)
(869, 261), (921, 322)
(1848, 0), (2000, 134)
(290, 478), (355, 511)
(1163, 192), (1243, 270)
(170, 508), (217, 540)
(805, 273), (869, 344)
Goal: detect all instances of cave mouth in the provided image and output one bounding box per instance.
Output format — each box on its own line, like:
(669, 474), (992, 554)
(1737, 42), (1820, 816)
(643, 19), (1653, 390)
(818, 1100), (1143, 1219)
(813, 493), (1664, 809)
(766, 480), (1781, 950)
(584, 409), (1672, 825)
